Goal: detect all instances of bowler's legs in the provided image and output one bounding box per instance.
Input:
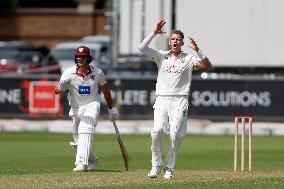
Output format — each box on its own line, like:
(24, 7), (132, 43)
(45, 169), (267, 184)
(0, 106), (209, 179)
(151, 97), (168, 167)
(165, 97), (188, 169)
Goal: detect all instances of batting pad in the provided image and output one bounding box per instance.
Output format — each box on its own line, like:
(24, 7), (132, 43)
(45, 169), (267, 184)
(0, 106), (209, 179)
(89, 149), (97, 162)
(72, 116), (80, 143)
(76, 116), (95, 165)
(76, 133), (93, 165)
(78, 116), (95, 134)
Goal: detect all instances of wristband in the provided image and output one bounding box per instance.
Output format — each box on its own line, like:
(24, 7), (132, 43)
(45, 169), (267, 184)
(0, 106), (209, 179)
(197, 49), (206, 60)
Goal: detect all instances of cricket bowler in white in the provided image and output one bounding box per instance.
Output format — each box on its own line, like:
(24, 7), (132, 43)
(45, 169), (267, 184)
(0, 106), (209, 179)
(138, 20), (212, 179)
(55, 46), (119, 172)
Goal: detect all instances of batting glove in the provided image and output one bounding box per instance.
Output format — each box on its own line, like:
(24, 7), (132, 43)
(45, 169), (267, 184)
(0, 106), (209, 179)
(108, 107), (119, 121)
(58, 74), (75, 91)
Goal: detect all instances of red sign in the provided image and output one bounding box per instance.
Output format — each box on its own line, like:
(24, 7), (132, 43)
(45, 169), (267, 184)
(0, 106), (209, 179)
(29, 81), (60, 113)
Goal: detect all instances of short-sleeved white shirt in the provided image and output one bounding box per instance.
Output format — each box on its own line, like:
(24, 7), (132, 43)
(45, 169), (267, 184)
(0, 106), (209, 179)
(153, 51), (199, 96)
(58, 65), (107, 107)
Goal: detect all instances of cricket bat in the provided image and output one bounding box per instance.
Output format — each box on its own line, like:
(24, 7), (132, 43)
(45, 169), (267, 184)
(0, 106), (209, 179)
(112, 120), (129, 171)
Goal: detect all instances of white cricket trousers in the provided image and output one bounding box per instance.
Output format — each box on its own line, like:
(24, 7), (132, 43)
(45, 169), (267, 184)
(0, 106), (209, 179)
(151, 96), (188, 169)
(69, 101), (100, 165)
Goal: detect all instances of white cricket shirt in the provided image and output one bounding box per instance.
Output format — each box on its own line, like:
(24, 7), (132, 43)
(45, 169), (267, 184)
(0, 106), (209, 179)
(138, 32), (200, 96)
(58, 65), (107, 107)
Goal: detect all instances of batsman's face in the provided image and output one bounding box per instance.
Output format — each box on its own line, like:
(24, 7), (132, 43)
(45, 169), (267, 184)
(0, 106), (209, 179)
(169, 34), (184, 52)
(75, 56), (88, 67)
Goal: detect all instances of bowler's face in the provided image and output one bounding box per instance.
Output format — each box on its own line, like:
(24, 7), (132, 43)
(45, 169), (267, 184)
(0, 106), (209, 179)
(169, 34), (184, 52)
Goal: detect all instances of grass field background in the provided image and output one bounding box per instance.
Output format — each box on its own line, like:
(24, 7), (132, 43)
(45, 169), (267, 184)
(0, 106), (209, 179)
(0, 132), (284, 188)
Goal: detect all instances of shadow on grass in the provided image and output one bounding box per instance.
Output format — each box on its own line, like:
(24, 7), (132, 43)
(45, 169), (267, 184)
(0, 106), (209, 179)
(93, 169), (122, 172)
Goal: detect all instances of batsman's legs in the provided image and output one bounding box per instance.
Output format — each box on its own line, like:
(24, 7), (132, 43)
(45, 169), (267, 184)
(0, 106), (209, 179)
(74, 101), (100, 172)
(74, 116), (95, 172)
(69, 108), (80, 149)
(71, 115), (80, 144)
(71, 115), (97, 168)
(87, 137), (97, 171)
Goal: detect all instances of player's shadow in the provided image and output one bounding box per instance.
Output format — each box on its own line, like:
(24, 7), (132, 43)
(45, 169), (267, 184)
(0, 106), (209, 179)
(94, 169), (122, 172)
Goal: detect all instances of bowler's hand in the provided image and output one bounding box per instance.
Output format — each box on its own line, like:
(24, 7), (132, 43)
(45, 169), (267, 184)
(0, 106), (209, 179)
(189, 37), (200, 52)
(154, 20), (166, 35)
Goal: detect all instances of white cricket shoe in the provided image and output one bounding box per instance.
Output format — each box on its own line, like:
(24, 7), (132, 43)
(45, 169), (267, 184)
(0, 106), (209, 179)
(87, 161), (97, 172)
(163, 167), (173, 180)
(73, 164), (86, 172)
(69, 141), (78, 149)
(148, 166), (162, 178)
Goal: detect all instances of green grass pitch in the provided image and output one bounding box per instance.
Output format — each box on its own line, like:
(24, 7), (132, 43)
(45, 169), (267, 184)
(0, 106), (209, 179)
(0, 132), (284, 189)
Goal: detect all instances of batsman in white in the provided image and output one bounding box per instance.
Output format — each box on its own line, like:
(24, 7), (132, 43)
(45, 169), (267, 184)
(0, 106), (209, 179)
(138, 20), (212, 179)
(55, 46), (119, 172)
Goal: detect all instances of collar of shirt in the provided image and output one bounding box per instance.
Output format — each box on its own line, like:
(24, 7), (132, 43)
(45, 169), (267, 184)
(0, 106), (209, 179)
(168, 51), (186, 58)
(76, 66), (93, 78)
